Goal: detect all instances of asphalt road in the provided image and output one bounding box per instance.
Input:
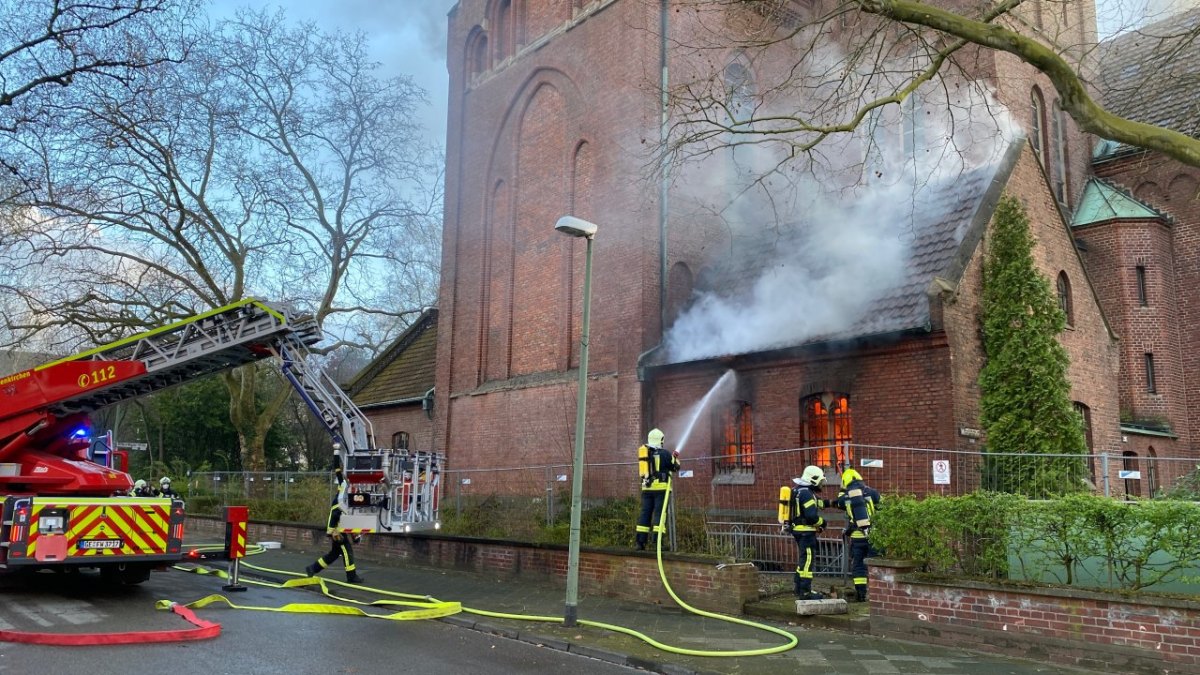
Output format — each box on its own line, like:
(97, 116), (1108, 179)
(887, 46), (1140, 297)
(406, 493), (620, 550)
(0, 567), (638, 674)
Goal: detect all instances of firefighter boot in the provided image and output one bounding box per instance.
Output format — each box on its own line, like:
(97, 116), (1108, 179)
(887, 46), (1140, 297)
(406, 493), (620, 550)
(346, 571), (364, 584)
(856, 585), (868, 603)
(304, 563), (319, 577)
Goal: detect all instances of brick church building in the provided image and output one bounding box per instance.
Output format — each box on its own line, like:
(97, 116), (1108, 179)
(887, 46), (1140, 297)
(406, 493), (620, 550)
(350, 1), (1198, 506)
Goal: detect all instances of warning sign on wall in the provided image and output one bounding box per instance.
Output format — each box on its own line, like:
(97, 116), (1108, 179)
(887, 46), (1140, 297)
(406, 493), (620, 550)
(933, 460), (951, 485)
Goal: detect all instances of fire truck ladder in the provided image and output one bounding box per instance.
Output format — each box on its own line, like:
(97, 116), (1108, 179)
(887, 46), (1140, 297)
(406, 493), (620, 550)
(37, 299), (319, 417)
(273, 337), (443, 532)
(273, 338), (373, 452)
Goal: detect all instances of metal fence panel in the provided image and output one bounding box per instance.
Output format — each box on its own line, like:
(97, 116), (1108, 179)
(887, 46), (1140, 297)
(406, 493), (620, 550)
(188, 445), (1200, 575)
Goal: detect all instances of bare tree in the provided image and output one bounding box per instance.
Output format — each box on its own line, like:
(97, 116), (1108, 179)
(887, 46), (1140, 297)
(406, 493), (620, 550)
(0, 9), (442, 470)
(0, 0), (196, 135)
(662, 0), (1199, 173)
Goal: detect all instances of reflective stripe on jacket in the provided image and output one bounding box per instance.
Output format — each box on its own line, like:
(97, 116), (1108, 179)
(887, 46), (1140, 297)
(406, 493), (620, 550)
(836, 479), (881, 538)
(637, 444), (679, 491)
(788, 486), (826, 532)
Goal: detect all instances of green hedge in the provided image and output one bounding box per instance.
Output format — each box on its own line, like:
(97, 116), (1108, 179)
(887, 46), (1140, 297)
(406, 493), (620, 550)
(873, 491), (1200, 592)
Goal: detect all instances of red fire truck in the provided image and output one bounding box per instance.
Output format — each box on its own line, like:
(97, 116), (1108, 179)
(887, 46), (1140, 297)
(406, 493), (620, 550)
(0, 299), (442, 584)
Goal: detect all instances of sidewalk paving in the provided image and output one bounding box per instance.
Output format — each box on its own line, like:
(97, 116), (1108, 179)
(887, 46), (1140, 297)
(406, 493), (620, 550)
(219, 547), (1097, 675)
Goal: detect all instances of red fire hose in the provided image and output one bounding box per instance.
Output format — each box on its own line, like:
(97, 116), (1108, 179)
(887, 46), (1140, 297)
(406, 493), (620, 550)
(0, 602), (219, 645)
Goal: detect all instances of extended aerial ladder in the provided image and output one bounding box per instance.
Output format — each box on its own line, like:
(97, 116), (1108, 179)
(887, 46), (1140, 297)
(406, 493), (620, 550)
(0, 299), (442, 579)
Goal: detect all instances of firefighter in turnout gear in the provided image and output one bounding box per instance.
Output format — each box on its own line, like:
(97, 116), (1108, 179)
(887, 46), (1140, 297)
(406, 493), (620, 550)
(130, 479), (154, 497)
(305, 466), (364, 583)
(836, 468), (881, 602)
(779, 465), (832, 600)
(158, 477), (178, 498)
(635, 428), (680, 551)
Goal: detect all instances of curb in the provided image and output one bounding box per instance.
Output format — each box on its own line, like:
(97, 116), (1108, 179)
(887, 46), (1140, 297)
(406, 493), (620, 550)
(447, 616), (718, 675)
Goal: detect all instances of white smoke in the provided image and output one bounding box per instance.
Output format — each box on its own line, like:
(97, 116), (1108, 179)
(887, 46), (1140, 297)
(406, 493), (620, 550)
(664, 77), (1019, 363)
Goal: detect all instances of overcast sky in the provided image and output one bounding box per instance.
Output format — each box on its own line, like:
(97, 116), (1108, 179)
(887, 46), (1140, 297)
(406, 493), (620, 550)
(209, 0), (457, 144)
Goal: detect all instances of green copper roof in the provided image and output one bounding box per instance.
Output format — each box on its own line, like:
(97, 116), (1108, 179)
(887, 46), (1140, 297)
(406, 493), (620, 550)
(1071, 178), (1163, 227)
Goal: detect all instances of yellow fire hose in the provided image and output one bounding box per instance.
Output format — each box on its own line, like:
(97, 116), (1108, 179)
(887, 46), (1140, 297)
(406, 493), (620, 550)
(164, 483), (798, 657)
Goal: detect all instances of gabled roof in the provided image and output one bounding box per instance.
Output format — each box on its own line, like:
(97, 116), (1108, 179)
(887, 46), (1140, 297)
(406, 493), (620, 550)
(346, 309), (438, 408)
(1095, 6), (1200, 159)
(642, 141), (1022, 368)
(1071, 178), (1168, 226)
(852, 145), (1016, 338)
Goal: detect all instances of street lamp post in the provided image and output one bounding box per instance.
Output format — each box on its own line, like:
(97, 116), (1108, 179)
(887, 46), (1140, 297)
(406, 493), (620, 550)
(555, 215), (598, 628)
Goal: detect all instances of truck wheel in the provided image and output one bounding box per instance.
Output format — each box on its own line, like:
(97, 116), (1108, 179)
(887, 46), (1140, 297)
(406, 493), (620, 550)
(100, 563), (152, 586)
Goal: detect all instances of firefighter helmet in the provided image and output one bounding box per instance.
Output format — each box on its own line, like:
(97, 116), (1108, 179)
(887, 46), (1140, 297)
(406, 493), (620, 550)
(799, 465), (827, 488)
(841, 468), (863, 488)
(160, 476), (171, 486)
(133, 479), (147, 490)
(647, 428), (665, 449)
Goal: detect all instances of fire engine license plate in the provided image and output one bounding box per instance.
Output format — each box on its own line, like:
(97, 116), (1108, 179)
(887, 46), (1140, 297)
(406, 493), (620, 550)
(77, 539), (122, 549)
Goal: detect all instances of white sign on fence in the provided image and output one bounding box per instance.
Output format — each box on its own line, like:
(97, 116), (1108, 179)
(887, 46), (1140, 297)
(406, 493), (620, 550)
(860, 458), (883, 468)
(933, 460), (951, 485)
(679, 470), (694, 478)
(1119, 470), (1141, 480)
(556, 474), (568, 482)
(122, 442), (148, 451)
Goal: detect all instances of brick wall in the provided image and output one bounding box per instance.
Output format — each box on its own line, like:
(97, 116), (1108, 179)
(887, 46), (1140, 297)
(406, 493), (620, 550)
(438, 0), (1159, 498)
(185, 515), (758, 614)
(1092, 153), (1200, 454)
(649, 333), (957, 506)
(869, 559), (1200, 674)
(438, 0), (660, 472)
(943, 147), (1123, 479)
(362, 404), (436, 453)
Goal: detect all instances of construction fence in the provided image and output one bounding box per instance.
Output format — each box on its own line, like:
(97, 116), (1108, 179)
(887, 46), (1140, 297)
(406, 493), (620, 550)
(186, 444), (1200, 580)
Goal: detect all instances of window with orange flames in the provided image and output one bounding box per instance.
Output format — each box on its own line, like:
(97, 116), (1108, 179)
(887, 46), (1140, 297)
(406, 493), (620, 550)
(714, 401), (755, 472)
(801, 393), (853, 470)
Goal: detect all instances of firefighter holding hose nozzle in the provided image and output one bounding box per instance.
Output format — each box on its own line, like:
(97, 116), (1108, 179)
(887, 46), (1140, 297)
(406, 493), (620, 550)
(635, 428), (679, 551)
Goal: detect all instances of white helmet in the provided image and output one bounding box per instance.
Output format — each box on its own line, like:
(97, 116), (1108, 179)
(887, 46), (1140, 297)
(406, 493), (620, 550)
(797, 465), (827, 488)
(134, 479), (147, 489)
(160, 477), (171, 486)
(647, 428), (665, 449)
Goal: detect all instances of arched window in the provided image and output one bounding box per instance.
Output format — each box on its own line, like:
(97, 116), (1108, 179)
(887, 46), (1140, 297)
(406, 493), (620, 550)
(713, 401), (754, 473)
(723, 59), (755, 184)
(1147, 446), (1159, 497)
(495, 0), (512, 62)
(1073, 402), (1092, 454)
(863, 107), (888, 181)
(1122, 451), (1141, 498)
(724, 61), (754, 123)
(392, 431), (410, 450)
(468, 30), (489, 79)
(666, 261), (693, 328)
(1057, 271), (1073, 326)
(800, 393), (853, 470)
(903, 90), (924, 164)
(1030, 88), (1046, 162)
(1145, 353), (1157, 393)
(1074, 401), (1094, 480)
(1051, 98), (1069, 205)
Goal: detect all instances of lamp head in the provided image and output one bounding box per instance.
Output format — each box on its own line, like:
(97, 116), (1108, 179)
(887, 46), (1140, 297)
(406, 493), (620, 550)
(555, 215), (598, 238)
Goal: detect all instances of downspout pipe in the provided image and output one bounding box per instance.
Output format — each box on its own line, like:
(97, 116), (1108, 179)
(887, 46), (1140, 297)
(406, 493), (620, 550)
(658, 0), (670, 332)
